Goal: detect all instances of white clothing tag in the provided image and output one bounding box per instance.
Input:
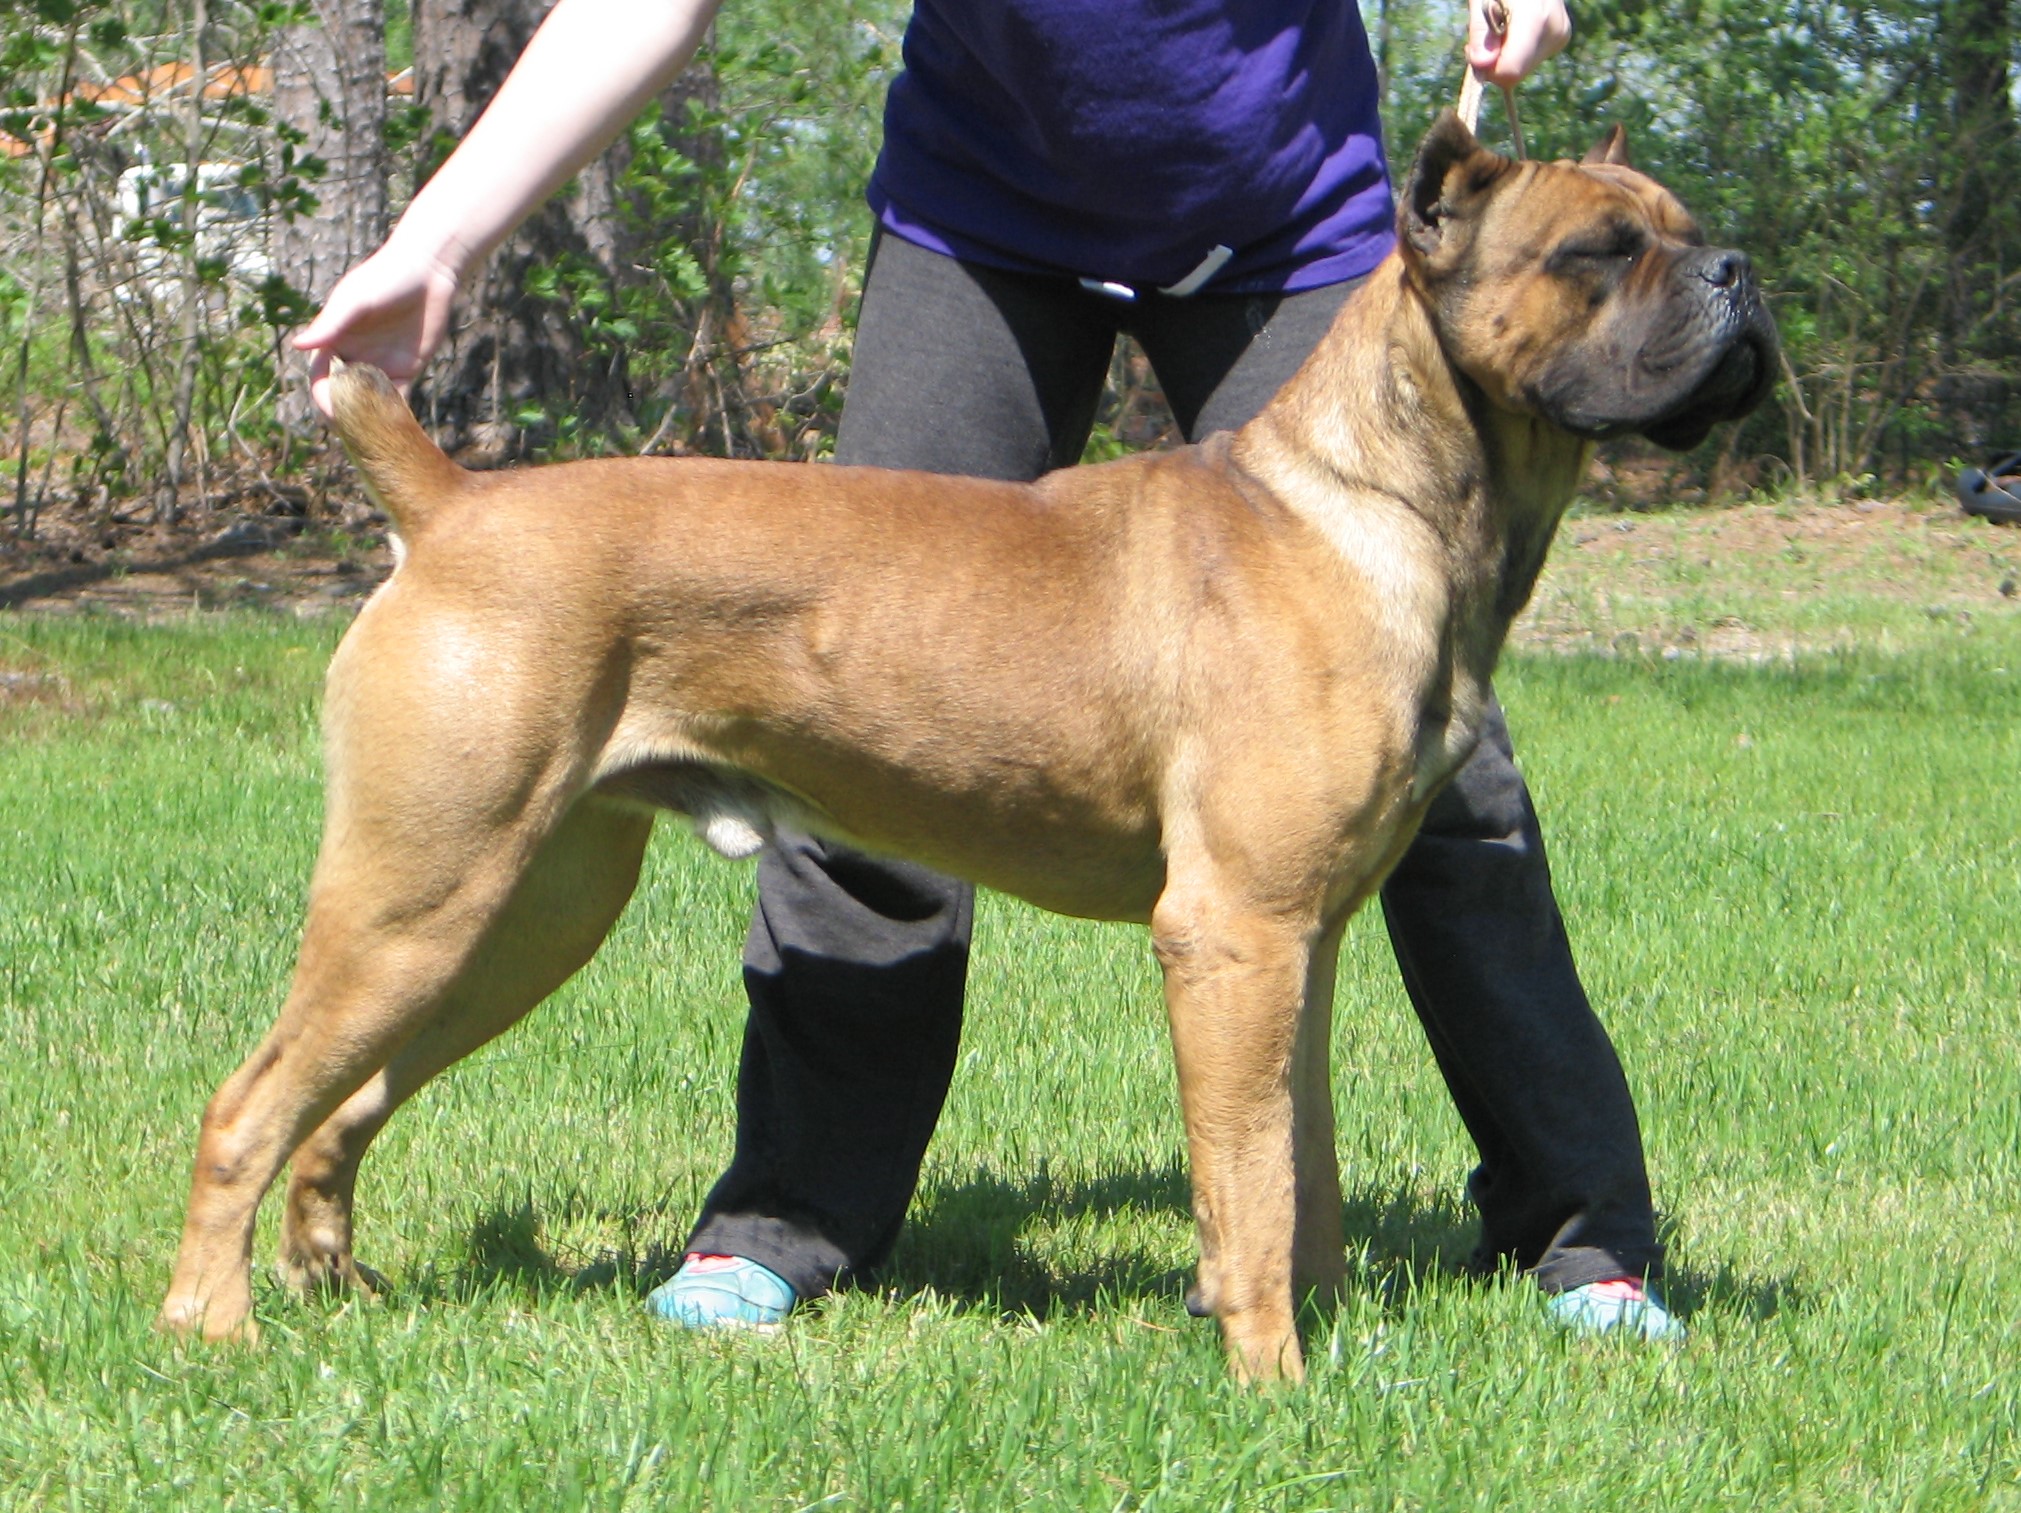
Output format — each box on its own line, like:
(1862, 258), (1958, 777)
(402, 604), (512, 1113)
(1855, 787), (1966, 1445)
(1158, 244), (1235, 298)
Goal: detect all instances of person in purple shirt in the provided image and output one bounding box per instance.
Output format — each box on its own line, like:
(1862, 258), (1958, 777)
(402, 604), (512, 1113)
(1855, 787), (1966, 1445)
(300, 0), (1682, 1343)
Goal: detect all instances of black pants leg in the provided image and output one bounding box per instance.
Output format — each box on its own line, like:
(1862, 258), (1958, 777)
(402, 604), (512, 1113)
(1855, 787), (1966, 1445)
(684, 235), (1120, 1295)
(1380, 704), (1661, 1289)
(687, 240), (1663, 1298)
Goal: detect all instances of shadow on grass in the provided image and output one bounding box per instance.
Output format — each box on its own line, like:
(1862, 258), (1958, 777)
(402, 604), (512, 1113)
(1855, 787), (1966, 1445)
(1658, 1254), (1804, 1323)
(421, 1177), (1799, 1332)
(417, 1167), (1476, 1320)
(874, 1162), (1486, 1324)
(0, 527), (306, 611)
(362, 1193), (682, 1310)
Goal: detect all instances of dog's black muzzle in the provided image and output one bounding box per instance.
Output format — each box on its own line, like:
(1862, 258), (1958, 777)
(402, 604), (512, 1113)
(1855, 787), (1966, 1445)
(1638, 248), (1779, 452)
(1532, 244), (1780, 451)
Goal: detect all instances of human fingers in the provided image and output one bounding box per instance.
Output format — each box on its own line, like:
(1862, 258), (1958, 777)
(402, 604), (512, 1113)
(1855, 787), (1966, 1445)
(1466, 0), (1570, 86)
(293, 250), (459, 377)
(306, 346), (335, 419)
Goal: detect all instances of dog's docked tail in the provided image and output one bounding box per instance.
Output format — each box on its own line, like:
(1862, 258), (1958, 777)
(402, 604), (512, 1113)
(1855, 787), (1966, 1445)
(327, 360), (465, 533)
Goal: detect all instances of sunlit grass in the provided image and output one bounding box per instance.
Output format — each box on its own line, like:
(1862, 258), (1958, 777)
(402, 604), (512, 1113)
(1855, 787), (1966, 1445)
(2, 608), (2017, 1508)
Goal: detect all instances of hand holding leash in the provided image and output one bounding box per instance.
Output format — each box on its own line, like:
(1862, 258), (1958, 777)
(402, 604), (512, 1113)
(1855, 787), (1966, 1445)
(1456, 0), (1570, 156)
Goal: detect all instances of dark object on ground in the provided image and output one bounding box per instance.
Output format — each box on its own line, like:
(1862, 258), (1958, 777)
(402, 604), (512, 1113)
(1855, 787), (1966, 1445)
(1956, 454), (2021, 524)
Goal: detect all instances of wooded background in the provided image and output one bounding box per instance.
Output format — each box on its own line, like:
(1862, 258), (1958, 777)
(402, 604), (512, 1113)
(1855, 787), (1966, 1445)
(3, 0), (2017, 539)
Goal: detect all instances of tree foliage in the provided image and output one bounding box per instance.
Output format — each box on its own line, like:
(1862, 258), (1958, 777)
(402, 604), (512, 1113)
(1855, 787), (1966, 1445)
(2, 0), (2018, 536)
(1384, 0), (2021, 491)
(1, 0), (331, 531)
(443, 0), (902, 461)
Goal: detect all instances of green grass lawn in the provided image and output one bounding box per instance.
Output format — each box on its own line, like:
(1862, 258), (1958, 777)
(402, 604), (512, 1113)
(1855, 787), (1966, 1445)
(2, 601), (2018, 1509)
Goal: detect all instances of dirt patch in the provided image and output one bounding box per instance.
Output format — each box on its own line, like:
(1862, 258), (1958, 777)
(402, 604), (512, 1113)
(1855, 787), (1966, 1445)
(0, 666), (72, 709)
(1548, 498), (2020, 599)
(1513, 496), (2021, 657)
(0, 504), (391, 619)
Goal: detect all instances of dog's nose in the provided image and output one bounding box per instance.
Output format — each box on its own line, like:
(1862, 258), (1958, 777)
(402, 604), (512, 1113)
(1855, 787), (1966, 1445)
(1695, 249), (1752, 290)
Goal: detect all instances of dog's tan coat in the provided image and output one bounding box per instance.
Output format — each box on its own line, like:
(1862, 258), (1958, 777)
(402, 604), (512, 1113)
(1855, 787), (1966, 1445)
(158, 118), (1773, 1382)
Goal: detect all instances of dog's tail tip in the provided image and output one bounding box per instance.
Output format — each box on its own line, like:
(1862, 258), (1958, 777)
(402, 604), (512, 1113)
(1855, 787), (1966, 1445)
(327, 360), (463, 529)
(326, 357), (406, 427)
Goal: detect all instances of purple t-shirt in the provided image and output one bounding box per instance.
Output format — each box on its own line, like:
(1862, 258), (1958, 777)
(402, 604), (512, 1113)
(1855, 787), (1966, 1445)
(866, 0), (1396, 296)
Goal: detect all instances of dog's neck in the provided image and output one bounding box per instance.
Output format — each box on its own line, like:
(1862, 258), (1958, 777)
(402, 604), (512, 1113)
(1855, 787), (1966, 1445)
(1233, 254), (1591, 683)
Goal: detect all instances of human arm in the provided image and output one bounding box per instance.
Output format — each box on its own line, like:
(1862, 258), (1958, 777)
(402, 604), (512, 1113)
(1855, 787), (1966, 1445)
(294, 0), (725, 415)
(1465, 0), (1571, 86)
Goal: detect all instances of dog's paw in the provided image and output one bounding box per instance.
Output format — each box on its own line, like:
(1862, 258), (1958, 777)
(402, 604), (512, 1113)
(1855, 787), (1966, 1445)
(277, 1247), (384, 1302)
(156, 1295), (261, 1346)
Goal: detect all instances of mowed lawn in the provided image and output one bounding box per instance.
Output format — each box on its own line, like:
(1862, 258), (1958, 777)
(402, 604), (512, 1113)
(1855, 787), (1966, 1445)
(2, 528), (2018, 1508)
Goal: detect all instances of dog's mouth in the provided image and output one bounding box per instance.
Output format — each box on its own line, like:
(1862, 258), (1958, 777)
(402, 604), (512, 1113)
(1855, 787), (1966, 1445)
(1639, 307), (1779, 452)
(1523, 240), (1781, 453)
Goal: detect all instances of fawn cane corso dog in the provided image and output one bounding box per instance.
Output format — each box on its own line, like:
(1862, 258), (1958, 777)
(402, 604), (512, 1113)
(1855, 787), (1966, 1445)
(158, 114), (1775, 1382)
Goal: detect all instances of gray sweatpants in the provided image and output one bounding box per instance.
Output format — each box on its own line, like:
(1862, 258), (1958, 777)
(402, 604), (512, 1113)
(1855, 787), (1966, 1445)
(685, 232), (1662, 1299)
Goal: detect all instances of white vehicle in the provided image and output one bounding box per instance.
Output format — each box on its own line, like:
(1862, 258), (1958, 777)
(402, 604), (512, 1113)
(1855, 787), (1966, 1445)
(112, 161), (273, 303)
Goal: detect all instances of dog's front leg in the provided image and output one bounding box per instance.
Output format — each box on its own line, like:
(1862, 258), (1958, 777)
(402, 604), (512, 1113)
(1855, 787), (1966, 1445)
(1291, 921), (1348, 1307)
(1154, 875), (1313, 1384)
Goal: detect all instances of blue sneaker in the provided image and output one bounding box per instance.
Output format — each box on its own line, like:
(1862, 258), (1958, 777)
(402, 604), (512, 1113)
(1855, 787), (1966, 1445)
(1547, 1277), (1684, 1342)
(646, 1253), (796, 1331)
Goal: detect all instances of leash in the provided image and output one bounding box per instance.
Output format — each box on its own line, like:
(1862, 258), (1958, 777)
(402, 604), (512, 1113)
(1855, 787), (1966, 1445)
(1454, 0), (1527, 159)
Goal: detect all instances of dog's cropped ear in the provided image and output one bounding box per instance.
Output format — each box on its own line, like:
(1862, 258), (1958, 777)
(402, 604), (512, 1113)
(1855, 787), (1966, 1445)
(1583, 123), (1632, 167)
(1399, 110), (1514, 269)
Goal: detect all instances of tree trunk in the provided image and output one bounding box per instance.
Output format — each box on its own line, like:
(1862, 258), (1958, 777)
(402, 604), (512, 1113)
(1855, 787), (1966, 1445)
(408, 0), (716, 459)
(1938, 0), (2019, 446)
(157, 0), (208, 524)
(271, 0), (391, 433)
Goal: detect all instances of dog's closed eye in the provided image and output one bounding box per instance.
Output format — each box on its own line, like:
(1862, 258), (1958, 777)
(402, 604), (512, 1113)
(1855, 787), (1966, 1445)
(1550, 223), (1647, 271)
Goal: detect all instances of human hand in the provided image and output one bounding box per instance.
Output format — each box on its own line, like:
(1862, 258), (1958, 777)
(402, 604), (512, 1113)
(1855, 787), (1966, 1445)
(293, 241), (467, 419)
(1466, 0), (1571, 87)
(290, 0), (722, 423)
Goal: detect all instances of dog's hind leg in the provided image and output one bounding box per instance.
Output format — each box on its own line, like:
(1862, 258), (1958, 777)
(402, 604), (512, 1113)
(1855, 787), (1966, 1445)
(159, 789), (642, 1341)
(1153, 870), (1314, 1385)
(277, 796), (654, 1301)
(159, 623), (638, 1343)
(160, 899), (513, 1340)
